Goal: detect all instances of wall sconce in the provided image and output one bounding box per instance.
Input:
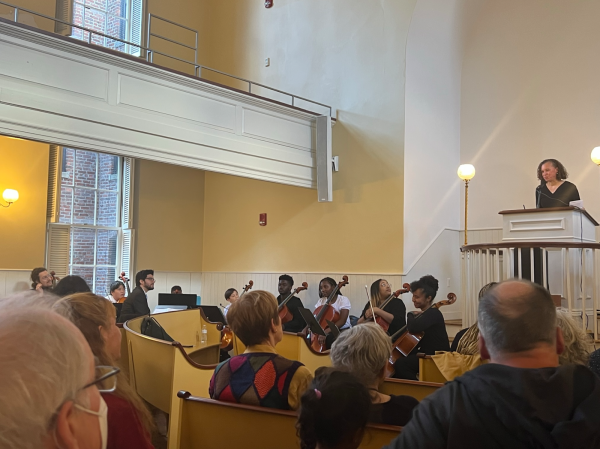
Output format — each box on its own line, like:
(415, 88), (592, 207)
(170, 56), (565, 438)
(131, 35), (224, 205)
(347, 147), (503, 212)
(457, 164), (476, 246)
(1, 189), (19, 208)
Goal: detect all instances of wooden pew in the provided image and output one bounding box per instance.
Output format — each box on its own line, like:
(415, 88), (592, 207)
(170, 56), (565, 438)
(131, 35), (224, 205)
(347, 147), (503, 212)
(380, 378), (443, 401)
(417, 353), (447, 383)
(233, 331), (332, 373)
(149, 308), (223, 355)
(172, 391), (402, 449)
(124, 316), (219, 447)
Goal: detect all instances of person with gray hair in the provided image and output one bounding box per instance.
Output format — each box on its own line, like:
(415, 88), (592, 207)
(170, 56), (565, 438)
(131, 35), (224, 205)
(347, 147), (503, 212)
(330, 323), (418, 426)
(0, 306), (115, 449)
(383, 279), (600, 448)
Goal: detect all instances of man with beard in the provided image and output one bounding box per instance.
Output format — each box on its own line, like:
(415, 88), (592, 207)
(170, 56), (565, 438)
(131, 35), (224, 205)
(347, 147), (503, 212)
(118, 269), (155, 323)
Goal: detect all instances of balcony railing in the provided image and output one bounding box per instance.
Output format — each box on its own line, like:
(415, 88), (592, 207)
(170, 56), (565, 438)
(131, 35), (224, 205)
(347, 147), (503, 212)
(0, 1), (333, 117)
(461, 242), (600, 341)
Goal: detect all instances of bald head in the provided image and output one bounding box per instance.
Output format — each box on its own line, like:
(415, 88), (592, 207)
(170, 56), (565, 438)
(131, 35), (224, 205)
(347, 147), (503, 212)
(478, 279), (557, 358)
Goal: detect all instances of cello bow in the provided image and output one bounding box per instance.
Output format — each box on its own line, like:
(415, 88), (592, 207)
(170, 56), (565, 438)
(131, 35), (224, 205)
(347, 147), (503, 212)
(278, 282), (308, 324)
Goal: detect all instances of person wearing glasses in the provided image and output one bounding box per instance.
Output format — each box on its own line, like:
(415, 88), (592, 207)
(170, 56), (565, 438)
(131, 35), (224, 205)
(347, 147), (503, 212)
(356, 279), (407, 337)
(118, 269), (155, 323)
(0, 305), (108, 449)
(54, 292), (155, 448)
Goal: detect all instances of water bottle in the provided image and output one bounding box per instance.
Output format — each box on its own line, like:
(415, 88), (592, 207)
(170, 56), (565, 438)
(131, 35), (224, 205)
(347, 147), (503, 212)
(201, 324), (207, 345)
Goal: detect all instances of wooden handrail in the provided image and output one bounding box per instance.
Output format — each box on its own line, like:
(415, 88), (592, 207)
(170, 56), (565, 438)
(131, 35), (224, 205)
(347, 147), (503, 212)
(461, 242), (600, 251)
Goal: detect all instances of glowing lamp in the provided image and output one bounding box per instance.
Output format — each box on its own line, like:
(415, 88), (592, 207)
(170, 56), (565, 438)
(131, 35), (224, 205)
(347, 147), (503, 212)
(457, 164), (476, 181)
(2, 189), (19, 204)
(591, 147), (600, 166)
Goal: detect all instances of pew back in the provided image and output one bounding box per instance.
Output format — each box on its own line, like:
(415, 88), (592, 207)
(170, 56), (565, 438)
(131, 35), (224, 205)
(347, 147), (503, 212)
(418, 354), (447, 383)
(173, 392), (401, 449)
(380, 378), (443, 401)
(150, 309), (223, 354)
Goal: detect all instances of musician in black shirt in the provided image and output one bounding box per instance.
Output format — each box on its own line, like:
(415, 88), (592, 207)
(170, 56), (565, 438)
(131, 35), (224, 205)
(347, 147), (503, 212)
(393, 275), (450, 380)
(276, 274), (306, 333)
(357, 279), (406, 337)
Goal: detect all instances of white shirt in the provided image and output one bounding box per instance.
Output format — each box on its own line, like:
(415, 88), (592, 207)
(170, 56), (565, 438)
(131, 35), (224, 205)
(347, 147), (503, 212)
(314, 295), (351, 329)
(105, 294), (117, 304)
(224, 303), (231, 316)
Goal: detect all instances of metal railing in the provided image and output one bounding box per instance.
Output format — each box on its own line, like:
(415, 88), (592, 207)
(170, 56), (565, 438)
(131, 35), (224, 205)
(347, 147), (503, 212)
(0, 1), (333, 116)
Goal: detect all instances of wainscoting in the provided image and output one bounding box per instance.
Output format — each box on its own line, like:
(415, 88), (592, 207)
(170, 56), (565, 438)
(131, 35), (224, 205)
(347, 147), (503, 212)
(0, 270), (32, 297)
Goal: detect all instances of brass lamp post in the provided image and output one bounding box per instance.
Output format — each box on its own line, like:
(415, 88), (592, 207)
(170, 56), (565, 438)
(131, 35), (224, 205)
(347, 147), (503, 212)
(457, 164), (476, 246)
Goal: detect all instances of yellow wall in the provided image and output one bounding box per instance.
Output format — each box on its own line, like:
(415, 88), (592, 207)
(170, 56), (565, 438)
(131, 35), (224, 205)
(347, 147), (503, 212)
(0, 0), (57, 32)
(200, 0), (416, 273)
(133, 159), (205, 272)
(0, 137), (49, 269)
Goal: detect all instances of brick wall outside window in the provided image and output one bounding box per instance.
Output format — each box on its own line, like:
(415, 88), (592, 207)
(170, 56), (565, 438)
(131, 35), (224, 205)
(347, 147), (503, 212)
(59, 148), (121, 295)
(71, 0), (129, 52)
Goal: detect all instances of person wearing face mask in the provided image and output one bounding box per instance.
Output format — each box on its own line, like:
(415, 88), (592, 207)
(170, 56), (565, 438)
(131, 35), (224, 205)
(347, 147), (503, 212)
(53, 293), (156, 449)
(0, 304), (111, 449)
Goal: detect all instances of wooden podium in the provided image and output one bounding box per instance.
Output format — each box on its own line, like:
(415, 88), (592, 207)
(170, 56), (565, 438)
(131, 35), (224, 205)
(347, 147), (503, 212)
(498, 206), (598, 307)
(499, 207), (598, 243)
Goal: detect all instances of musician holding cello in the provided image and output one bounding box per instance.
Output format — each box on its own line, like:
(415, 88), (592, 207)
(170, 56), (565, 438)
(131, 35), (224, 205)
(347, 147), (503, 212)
(393, 275), (450, 380)
(357, 279), (407, 336)
(314, 277), (352, 350)
(276, 274), (306, 333)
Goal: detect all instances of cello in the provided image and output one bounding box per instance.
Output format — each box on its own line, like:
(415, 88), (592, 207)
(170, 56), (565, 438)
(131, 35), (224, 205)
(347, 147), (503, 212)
(118, 271), (132, 303)
(49, 270), (61, 289)
(384, 292), (457, 377)
(365, 282), (410, 332)
(310, 275), (349, 352)
(221, 280), (253, 351)
(279, 282), (308, 324)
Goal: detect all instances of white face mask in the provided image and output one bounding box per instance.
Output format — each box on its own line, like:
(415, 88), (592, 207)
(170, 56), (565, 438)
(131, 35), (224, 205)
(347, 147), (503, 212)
(75, 395), (108, 449)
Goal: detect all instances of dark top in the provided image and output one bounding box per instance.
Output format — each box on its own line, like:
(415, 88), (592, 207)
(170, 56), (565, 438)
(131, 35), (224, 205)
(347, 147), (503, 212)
(383, 364), (600, 449)
(370, 394), (419, 427)
(589, 349), (600, 378)
(536, 180), (580, 208)
(450, 327), (468, 352)
(360, 298), (407, 337)
(277, 294), (306, 333)
(407, 307), (450, 355)
(102, 393), (154, 449)
(118, 286), (150, 323)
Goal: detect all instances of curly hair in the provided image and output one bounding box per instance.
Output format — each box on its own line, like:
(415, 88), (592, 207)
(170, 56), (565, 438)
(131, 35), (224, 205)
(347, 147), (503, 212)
(556, 309), (591, 366)
(296, 368), (370, 449)
(537, 159), (569, 182)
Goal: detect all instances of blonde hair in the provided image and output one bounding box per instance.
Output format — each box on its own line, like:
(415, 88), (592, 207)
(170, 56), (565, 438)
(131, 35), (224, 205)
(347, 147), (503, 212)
(556, 309), (591, 366)
(330, 323), (392, 386)
(228, 290), (280, 346)
(53, 293), (155, 436)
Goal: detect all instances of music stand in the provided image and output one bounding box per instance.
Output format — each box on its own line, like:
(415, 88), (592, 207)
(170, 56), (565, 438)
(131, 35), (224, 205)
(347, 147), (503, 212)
(298, 308), (327, 336)
(199, 305), (227, 324)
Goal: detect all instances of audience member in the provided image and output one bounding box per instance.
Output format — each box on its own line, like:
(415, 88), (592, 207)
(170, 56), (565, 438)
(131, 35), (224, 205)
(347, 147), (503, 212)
(296, 368), (371, 449)
(556, 308), (591, 366)
(118, 269), (155, 323)
(0, 306), (110, 449)
(53, 293), (155, 448)
(107, 280), (126, 303)
(383, 279), (600, 448)
(209, 290), (312, 410)
(30, 266), (53, 291)
(451, 282), (497, 354)
(53, 275), (92, 297)
(330, 323), (418, 426)
(171, 285), (182, 294)
(589, 349), (600, 377)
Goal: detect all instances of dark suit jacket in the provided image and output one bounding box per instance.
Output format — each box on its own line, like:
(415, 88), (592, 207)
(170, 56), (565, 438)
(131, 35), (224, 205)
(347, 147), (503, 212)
(117, 286), (150, 323)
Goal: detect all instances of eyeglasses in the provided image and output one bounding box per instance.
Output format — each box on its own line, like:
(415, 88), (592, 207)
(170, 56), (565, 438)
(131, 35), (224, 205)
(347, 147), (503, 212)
(145, 277), (155, 282)
(82, 365), (120, 393)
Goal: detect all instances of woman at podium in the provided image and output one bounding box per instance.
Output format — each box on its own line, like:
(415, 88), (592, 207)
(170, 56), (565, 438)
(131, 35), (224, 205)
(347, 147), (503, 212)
(536, 159), (580, 208)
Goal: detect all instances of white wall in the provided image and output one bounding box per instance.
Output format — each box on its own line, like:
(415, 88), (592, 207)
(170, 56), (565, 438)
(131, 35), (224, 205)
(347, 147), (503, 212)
(461, 0), (600, 230)
(403, 0), (468, 273)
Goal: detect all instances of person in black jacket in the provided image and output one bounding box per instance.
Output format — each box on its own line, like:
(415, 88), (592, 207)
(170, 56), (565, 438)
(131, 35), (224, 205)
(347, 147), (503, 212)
(383, 280), (600, 449)
(117, 269), (155, 323)
(357, 279), (406, 337)
(276, 274), (306, 333)
(392, 275), (449, 380)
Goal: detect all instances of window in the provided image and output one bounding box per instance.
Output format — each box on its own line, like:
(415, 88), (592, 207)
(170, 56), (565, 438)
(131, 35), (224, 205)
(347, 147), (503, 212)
(70, 0), (143, 55)
(46, 147), (134, 296)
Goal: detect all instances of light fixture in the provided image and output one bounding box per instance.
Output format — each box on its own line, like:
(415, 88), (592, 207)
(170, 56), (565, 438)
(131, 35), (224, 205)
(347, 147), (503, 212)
(1, 189), (19, 208)
(457, 164), (475, 246)
(592, 147), (600, 166)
